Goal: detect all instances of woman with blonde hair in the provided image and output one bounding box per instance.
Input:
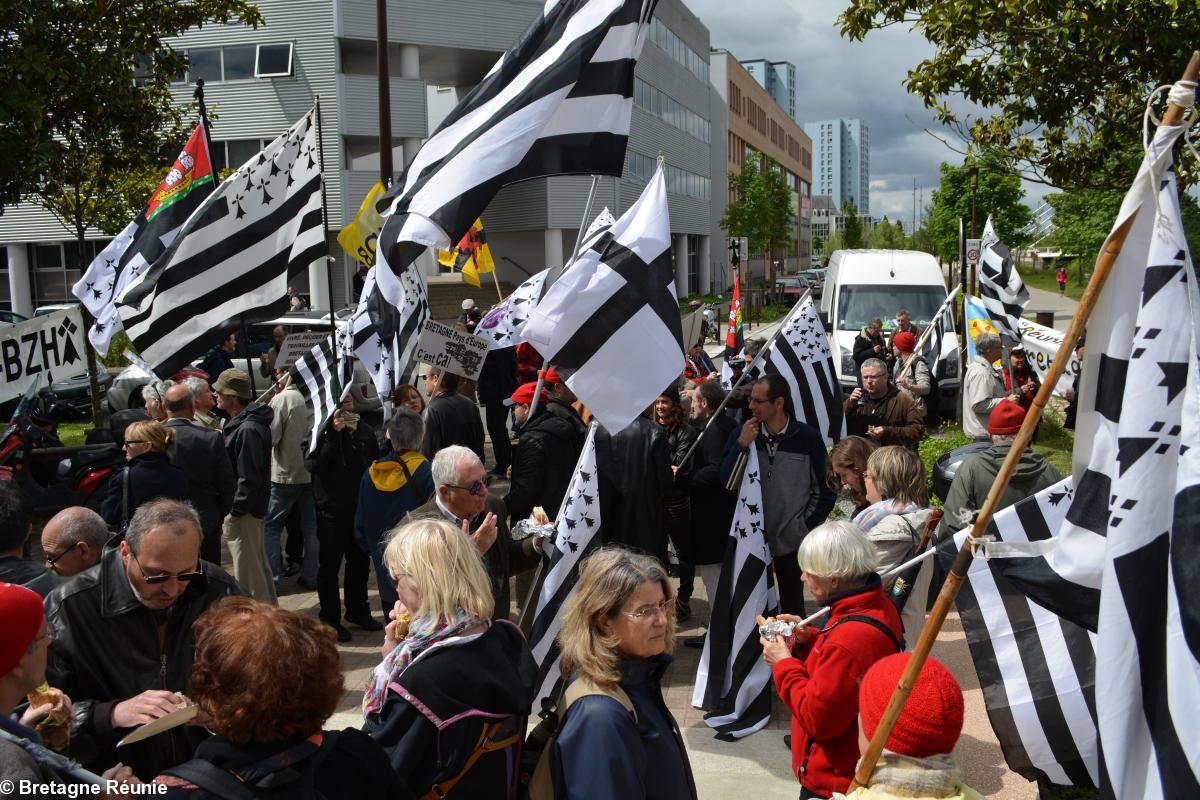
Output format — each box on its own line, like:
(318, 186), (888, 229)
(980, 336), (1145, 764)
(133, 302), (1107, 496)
(852, 445), (933, 646)
(363, 517), (535, 799)
(552, 546), (696, 800)
(101, 419), (189, 529)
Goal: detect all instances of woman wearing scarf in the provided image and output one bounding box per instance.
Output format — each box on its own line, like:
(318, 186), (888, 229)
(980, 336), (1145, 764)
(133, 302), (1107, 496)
(363, 517), (536, 798)
(852, 446), (933, 647)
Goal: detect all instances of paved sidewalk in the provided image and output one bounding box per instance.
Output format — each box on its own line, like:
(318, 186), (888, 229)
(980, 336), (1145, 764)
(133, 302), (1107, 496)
(1025, 285), (1080, 331)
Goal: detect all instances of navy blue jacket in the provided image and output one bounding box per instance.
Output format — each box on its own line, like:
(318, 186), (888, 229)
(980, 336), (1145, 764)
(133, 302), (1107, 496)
(101, 450), (190, 528)
(553, 655), (697, 800)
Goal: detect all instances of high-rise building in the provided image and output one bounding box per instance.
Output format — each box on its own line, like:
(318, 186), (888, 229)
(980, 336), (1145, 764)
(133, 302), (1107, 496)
(739, 58), (796, 121)
(802, 118), (869, 215)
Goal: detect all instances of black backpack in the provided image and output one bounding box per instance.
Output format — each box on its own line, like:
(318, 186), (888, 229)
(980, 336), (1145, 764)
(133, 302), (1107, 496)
(160, 731), (338, 799)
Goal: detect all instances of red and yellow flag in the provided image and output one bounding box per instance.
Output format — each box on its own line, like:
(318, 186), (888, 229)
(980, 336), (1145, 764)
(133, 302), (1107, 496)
(725, 273), (744, 358)
(145, 124), (214, 221)
(437, 219), (495, 287)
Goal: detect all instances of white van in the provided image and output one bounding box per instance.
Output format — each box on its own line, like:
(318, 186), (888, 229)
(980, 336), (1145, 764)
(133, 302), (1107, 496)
(820, 249), (960, 408)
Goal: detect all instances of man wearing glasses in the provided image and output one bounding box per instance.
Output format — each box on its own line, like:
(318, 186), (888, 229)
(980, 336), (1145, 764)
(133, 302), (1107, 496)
(44, 498), (245, 781)
(408, 445), (539, 620)
(40, 506), (109, 577)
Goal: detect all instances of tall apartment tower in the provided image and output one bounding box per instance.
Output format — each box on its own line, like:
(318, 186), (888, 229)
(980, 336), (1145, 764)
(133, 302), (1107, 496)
(739, 59), (796, 121)
(802, 118), (869, 215)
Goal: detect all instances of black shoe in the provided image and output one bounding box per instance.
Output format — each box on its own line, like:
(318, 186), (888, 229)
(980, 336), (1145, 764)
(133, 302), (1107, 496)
(323, 621), (352, 643)
(676, 598), (692, 622)
(345, 612), (383, 632)
(783, 734), (791, 750)
(683, 635), (706, 649)
(283, 562), (301, 577)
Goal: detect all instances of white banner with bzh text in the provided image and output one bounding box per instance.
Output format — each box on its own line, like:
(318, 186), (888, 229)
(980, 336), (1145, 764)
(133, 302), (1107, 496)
(0, 309), (87, 402)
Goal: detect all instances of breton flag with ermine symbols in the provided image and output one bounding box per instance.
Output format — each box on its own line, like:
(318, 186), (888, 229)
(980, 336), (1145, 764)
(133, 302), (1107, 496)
(978, 214), (1030, 342)
(528, 423), (601, 711)
(521, 163), (682, 434)
(368, 0), (657, 339)
(941, 478), (1099, 789)
(919, 287), (958, 380)
(1054, 120), (1200, 799)
(745, 292), (845, 447)
(117, 108), (325, 377)
(691, 443), (778, 739)
(350, 264), (430, 407)
(290, 333), (354, 458)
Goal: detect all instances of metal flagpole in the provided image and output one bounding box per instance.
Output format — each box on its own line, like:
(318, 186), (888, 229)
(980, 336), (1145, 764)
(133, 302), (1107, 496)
(848, 50), (1200, 793)
(314, 97), (337, 344)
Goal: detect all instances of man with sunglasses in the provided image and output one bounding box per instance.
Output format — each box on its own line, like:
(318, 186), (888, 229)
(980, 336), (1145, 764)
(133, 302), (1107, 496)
(40, 506), (108, 577)
(408, 445), (539, 620)
(44, 498), (245, 781)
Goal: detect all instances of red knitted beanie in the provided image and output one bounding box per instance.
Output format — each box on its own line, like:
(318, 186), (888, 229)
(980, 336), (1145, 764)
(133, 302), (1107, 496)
(892, 331), (917, 353)
(988, 399), (1026, 435)
(859, 653), (964, 758)
(0, 582), (45, 677)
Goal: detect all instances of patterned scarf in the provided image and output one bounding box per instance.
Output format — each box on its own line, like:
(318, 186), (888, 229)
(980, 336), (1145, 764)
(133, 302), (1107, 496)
(362, 609), (486, 718)
(853, 499), (921, 533)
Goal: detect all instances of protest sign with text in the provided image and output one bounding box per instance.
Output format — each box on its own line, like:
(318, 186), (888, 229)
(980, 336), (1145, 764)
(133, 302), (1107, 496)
(1, 309), (87, 403)
(412, 320), (490, 380)
(275, 332), (333, 370)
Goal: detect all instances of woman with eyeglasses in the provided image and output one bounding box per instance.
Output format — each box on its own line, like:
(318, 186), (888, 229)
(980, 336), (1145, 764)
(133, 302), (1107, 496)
(101, 420), (189, 531)
(362, 517), (535, 799)
(551, 546), (697, 800)
(825, 435), (878, 516)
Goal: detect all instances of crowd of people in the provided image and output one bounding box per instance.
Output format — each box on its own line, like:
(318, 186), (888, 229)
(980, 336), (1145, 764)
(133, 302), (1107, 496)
(0, 301), (1059, 799)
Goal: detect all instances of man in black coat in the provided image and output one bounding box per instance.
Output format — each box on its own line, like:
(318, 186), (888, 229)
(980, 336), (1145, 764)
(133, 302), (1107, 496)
(308, 395), (381, 641)
(198, 332), (237, 381)
(420, 369), (485, 461)
(45, 499), (245, 780)
(214, 368), (276, 604)
(655, 383), (699, 617)
(686, 380), (737, 614)
(502, 382), (586, 522)
(595, 411), (672, 568)
(476, 346), (518, 475)
(163, 384), (235, 564)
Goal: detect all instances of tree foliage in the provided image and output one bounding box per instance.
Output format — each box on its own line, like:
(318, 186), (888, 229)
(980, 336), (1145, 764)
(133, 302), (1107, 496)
(838, 1), (1200, 190)
(721, 152), (793, 280)
(927, 150), (1033, 263)
(841, 199), (864, 249)
(0, 0), (262, 209)
(868, 217), (906, 249)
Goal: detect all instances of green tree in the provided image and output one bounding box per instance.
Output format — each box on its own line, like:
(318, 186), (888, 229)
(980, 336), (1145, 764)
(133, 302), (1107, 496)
(841, 199), (864, 249)
(821, 230), (845, 266)
(927, 151), (1033, 263)
(1, 0), (262, 421)
(838, 1), (1200, 191)
(721, 152), (793, 282)
(869, 217), (906, 249)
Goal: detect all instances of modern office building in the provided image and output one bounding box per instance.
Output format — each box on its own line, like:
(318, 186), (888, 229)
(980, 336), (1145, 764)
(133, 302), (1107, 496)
(1, 0), (726, 316)
(710, 51), (812, 279)
(802, 118), (870, 215)
(809, 194), (876, 256)
(738, 58), (796, 121)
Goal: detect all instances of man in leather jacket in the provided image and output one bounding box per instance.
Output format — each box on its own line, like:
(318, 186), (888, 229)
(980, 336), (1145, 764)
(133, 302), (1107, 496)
(44, 499), (245, 780)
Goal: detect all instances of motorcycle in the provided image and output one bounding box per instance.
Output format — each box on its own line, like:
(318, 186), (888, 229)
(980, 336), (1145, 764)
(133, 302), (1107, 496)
(701, 303), (720, 344)
(0, 411), (122, 516)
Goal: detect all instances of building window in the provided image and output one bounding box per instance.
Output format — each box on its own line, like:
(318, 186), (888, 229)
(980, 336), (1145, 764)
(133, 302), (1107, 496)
(649, 18), (708, 82)
(174, 43), (293, 85)
(634, 79), (709, 143)
(624, 151), (710, 200)
(256, 43), (294, 77)
(211, 138), (273, 172)
(30, 240), (110, 309)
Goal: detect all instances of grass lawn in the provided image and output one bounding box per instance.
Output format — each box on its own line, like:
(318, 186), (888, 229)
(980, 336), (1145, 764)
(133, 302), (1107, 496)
(55, 422), (89, 447)
(1019, 264), (1089, 302)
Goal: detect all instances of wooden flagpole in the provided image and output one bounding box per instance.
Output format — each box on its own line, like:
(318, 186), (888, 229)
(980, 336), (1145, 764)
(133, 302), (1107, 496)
(849, 50), (1200, 793)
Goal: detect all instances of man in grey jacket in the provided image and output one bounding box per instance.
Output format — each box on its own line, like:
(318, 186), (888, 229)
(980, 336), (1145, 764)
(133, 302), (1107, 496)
(264, 378), (318, 590)
(720, 374), (837, 614)
(163, 384), (235, 564)
(962, 333), (1019, 440)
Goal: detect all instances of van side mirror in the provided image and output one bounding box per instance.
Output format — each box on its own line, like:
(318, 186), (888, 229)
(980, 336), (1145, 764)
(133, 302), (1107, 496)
(819, 311), (832, 332)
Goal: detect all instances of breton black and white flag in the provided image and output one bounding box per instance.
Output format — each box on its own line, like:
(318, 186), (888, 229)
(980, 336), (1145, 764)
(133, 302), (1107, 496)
(117, 109), (325, 376)
(369, 0), (656, 333)
(1057, 121), (1200, 799)
(477, 208), (617, 350)
(529, 423), (601, 710)
(944, 479), (1100, 788)
(918, 285), (960, 380)
(522, 164), (683, 433)
(978, 214), (1030, 341)
(746, 292), (845, 446)
(350, 264), (430, 404)
(692, 444), (778, 739)
(290, 332), (355, 458)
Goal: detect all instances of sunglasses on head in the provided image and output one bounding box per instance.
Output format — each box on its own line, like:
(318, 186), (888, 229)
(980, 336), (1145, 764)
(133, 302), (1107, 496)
(131, 550), (203, 585)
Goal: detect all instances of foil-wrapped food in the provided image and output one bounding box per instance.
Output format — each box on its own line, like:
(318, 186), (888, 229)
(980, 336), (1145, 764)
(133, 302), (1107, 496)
(757, 614), (800, 642)
(511, 506), (556, 542)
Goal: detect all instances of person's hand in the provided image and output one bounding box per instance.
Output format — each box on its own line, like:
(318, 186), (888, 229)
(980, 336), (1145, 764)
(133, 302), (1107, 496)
(1063, 390), (1076, 402)
(867, 425), (884, 438)
(383, 601), (411, 653)
(1006, 393), (1021, 404)
(188, 708), (214, 729)
(467, 513), (498, 555)
(671, 465), (680, 475)
(737, 418), (760, 449)
(873, 344), (883, 353)
(1021, 380), (1036, 393)
(330, 409), (345, 432)
(506, 465), (512, 479)
(896, 378), (910, 389)
(111, 690), (185, 729)
(101, 763), (142, 791)
(849, 387), (863, 404)
(19, 703), (53, 729)
(760, 635), (793, 666)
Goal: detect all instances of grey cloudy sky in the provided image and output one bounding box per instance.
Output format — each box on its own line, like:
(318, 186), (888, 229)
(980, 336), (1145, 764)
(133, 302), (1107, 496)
(686, 0), (1043, 223)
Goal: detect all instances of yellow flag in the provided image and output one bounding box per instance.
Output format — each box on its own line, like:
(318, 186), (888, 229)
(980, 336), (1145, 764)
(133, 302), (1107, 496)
(337, 181), (387, 267)
(436, 219), (495, 287)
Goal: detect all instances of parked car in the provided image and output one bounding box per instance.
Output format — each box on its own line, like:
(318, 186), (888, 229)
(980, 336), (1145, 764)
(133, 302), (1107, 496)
(798, 269), (824, 297)
(32, 304), (77, 318)
(772, 276), (811, 303)
(44, 371), (114, 420)
(0, 309), (29, 326)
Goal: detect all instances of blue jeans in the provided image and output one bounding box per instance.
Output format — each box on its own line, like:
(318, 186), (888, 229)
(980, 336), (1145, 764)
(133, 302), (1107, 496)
(264, 482), (318, 585)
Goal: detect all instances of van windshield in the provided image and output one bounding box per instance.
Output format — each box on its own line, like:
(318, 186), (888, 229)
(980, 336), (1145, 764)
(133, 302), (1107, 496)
(837, 286), (947, 330)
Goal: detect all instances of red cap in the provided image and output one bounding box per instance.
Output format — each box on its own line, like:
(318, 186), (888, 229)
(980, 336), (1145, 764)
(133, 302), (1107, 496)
(859, 654), (964, 758)
(0, 583), (45, 677)
(505, 382), (549, 407)
(988, 399), (1026, 435)
(544, 367), (564, 385)
(892, 331), (917, 353)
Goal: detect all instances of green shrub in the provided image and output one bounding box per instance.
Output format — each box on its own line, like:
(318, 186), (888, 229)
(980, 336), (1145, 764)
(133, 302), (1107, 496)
(918, 424), (972, 508)
(98, 331), (136, 369)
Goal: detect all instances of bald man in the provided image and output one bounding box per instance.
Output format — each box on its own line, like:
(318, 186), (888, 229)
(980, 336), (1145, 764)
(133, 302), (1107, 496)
(259, 325), (288, 379)
(41, 507), (109, 577)
(164, 383), (236, 564)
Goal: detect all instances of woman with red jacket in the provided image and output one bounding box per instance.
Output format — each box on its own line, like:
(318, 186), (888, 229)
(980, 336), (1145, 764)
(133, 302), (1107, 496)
(760, 521), (903, 799)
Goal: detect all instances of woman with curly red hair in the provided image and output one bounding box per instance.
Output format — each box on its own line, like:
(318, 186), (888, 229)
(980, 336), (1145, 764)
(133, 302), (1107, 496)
(105, 597), (409, 798)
